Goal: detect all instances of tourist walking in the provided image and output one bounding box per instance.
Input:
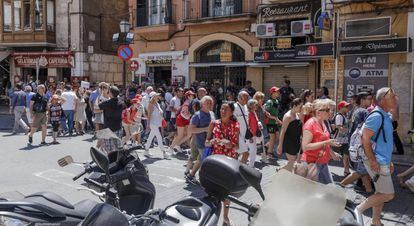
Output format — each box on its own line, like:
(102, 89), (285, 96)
(265, 87), (283, 159)
(28, 85), (49, 145)
(234, 91), (250, 164)
(74, 88), (87, 135)
(24, 85), (35, 129)
(49, 95), (64, 144)
(356, 87), (397, 226)
(277, 98), (303, 172)
(246, 99), (261, 168)
(144, 91), (170, 159)
(333, 101), (351, 176)
(10, 83), (29, 134)
(61, 85), (77, 136)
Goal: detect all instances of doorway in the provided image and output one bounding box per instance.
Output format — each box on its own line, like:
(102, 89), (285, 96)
(150, 66), (171, 87)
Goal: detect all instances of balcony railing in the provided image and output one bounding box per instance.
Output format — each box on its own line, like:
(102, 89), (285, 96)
(183, 0), (256, 21)
(137, 2), (177, 27)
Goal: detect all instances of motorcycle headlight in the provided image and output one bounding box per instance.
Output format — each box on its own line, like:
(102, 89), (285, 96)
(0, 216), (29, 226)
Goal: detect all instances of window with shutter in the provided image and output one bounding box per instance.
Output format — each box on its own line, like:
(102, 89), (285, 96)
(137, 0), (148, 27)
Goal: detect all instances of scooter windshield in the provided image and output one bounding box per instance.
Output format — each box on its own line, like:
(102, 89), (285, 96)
(250, 170), (346, 226)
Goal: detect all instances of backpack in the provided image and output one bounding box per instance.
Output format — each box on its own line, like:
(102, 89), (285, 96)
(349, 110), (387, 162)
(333, 113), (346, 138)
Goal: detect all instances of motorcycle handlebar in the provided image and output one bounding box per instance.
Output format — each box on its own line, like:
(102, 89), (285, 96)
(73, 170), (87, 181)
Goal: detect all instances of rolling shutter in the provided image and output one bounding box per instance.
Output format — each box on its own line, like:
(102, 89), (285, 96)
(263, 66), (310, 97)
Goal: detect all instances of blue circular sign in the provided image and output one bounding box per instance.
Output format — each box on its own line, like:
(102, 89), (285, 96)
(117, 45), (133, 61)
(349, 67), (361, 79)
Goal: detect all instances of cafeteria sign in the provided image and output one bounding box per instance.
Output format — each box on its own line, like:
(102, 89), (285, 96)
(343, 54), (388, 100)
(14, 54), (75, 68)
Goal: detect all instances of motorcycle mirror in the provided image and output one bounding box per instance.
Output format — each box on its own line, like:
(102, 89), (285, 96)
(239, 164), (265, 200)
(57, 155), (74, 167)
(90, 147), (110, 175)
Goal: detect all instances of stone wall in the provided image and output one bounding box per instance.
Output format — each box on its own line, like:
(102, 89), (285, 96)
(73, 52), (123, 84)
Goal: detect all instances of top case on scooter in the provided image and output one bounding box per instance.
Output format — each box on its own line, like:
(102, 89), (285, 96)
(199, 155), (249, 199)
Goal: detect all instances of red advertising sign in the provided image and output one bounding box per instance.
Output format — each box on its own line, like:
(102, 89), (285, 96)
(12, 51), (75, 68)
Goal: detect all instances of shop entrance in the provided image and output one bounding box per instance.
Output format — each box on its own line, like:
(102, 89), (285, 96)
(196, 66), (246, 92)
(150, 66), (171, 87)
(0, 58), (10, 97)
(22, 68), (48, 84)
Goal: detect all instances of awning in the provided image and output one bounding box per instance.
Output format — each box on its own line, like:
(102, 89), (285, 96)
(190, 62), (247, 67)
(0, 50), (10, 62)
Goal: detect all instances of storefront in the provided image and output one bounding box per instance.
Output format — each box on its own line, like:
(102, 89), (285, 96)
(10, 51), (75, 86)
(136, 51), (188, 87)
(191, 41), (247, 91)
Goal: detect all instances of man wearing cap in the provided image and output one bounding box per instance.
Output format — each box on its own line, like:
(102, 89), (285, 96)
(264, 87), (282, 160)
(334, 101), (351, 176)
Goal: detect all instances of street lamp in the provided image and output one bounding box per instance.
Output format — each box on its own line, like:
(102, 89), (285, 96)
(114, 20), (131, 96)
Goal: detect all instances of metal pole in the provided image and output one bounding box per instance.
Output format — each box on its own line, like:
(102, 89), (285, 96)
(123, 60), (126, 95)
(36, 58), (40, 85)
(333, 12), (339, 105)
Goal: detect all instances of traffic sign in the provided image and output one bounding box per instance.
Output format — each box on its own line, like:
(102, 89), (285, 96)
(117, 45), (133, 61)
(129, 60), (139, 71)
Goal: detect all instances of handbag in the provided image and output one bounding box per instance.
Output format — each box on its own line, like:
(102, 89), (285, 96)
(237, 103), (253, 140)
(202, 146), (213, 162)
(161, 118), (167, 128)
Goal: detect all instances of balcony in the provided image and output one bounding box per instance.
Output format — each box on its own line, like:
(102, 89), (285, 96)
(0, 0), (56, 47)
(183, 0), (256, 24)
(135, 1), (177, 40)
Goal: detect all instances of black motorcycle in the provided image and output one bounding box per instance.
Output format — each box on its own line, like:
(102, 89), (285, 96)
(79, 154), (363, 226)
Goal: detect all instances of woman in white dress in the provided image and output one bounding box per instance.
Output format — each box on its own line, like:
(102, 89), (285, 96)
(74, 88), (87, 135)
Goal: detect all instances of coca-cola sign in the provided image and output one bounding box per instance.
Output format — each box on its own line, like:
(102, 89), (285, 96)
(13, 52), (75, 68)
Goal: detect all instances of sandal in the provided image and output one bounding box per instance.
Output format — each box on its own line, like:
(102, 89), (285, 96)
(222, 218), (234, 226)
(344, 171), (351, 177)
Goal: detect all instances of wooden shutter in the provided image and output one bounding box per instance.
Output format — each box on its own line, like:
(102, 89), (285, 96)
(234, 0), (242, 14)
(263, 66), (310, 96)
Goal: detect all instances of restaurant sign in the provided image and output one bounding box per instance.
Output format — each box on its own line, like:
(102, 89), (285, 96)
(13, 53), (75, 68)
(259, 1), (311, 20)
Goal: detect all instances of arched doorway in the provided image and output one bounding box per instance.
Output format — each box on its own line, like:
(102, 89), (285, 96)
(195, 41), (246, 94)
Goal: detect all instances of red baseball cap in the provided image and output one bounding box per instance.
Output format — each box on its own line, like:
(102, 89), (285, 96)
(134, 94), (142, 100)
(269, 86), (280, 94)
(338, 101), (350, 110)
(131, 98), (141, 104)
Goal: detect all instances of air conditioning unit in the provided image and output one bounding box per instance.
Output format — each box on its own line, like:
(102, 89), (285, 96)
(291, 20), (313, 36)
(256, 23), (275, 38)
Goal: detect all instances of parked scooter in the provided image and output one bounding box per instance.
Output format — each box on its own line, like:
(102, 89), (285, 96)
(79, 154), (363, 226)
(58, 147), (156, 216)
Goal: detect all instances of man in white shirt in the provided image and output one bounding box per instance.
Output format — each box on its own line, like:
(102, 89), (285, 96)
(167, 87), (183, 143)
(234, 91), (250, 163)
(142, 86), (153, 111)
(61, 85), (78, 135)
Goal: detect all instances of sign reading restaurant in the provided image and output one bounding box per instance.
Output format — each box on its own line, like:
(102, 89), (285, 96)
(259, 1), (311, 20)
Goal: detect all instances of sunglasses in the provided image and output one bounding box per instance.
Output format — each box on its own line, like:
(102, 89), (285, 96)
(383, 88), (395, 98)
(318, 108), (331, 112)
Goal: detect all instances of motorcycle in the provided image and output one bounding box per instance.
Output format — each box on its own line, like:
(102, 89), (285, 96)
(79, 154), (364, 226)
(0, 147), (155, 226)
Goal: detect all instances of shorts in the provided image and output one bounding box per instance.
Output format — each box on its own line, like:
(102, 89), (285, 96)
(191, 148), (204, 161)
(351, 161), (368, 175)
(169, 118), (177, 132)
(93, 112), (104, 124)
(102, 129), (123, 154)
(131, 123), (143, 134)
(26, 107), (33, 124)
(267, 124), (279, 134)
(364, 161), (394, 194)
(237, 134), (249, 154)
(332, 143), (349, 155)
(176, 115), (190, 127)
(32, 113), (47, 128)
(51, 122), (60, 132)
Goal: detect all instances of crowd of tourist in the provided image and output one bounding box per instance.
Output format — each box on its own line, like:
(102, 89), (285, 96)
(7, 78), (414, 226)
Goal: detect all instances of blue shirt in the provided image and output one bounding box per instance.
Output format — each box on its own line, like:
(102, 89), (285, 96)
(12, 90), (26, 107)
(26, 92), (35, 108)
(363, 106), (393, 165)
(190, 110), (214, 149)
(89, 89), (100, 106)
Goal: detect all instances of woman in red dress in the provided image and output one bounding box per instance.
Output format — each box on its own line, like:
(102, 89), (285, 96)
(206, 101), (239, 226)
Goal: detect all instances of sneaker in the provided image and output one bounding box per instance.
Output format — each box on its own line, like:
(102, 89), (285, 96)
(261, 152), (270, 163)
(144, 150), (153, 158)
(185, 174), (199, 185)
(28, 136), (33, 144)
(40, 141), (47, 145)
(51, 141), (60, 145)
(163, 151), (171, 160)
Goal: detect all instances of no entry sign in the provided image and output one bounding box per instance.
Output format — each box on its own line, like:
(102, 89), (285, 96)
(129, 60), (139, 71)
(117, 45), (133, 61)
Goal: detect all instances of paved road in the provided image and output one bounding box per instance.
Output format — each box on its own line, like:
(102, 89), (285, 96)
(0, 130), (413, 225)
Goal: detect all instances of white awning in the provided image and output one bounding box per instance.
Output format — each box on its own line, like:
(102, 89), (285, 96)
(0, 50), (10, 62)
(138, 51), (184, 61)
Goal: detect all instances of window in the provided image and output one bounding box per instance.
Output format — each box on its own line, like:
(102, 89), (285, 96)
(148, 0), (172, 26)
(345, 17), (391, 39)
(3, 0), (12, 31)
(23, 0), (31, 30)
(14, 0), (21, 30)
(35, 0), (43, 30)
(47, 0), (54, 31)
(202, 0), (242, 18)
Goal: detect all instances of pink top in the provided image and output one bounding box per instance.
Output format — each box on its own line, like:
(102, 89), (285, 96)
(179, 99), (192, 120)
(301, 117), (331, 164)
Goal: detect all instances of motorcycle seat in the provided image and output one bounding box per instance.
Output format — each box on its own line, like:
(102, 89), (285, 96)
(20, 192), (98, 219)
